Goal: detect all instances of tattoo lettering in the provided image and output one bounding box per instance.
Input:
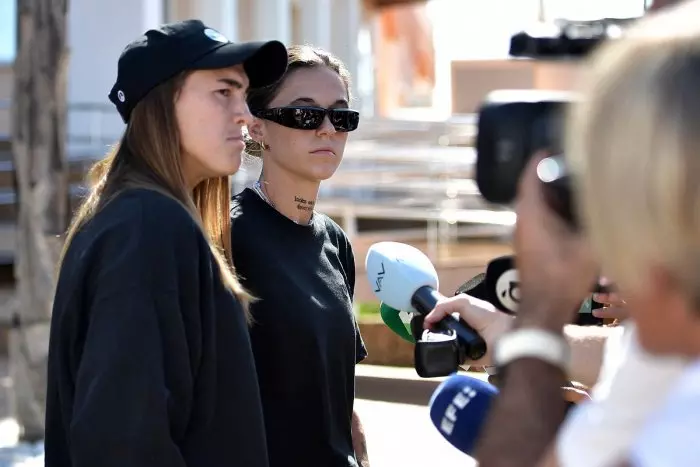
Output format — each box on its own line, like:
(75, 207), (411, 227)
(294, 195), (316, 212)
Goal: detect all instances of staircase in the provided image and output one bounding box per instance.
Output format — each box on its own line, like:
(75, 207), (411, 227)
(0, 137), (94, 266)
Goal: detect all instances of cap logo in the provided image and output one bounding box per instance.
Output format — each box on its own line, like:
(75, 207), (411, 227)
(203, 28), (229, 43)
(117, 90), (126, 102)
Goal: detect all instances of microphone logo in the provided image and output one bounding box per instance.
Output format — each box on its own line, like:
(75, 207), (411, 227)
(440, 385), (478, 436)
(374, 262), (386, 293)
(495, 269), (520, 313)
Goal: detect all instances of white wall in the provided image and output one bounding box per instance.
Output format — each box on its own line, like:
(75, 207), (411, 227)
(64, 0), (372, 158)
(190, 0), (239, 42)
(252, 0), (292, 43)
(66, 0), (164, 158)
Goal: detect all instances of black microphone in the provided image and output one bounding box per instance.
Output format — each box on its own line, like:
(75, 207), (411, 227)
(456, 255), (607, 325)
(412, 286), (487, 361)
(365, 242), (488, 362)
(455, 256), (519, 315)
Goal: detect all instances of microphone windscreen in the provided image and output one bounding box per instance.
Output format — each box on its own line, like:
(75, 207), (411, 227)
(453, 256), (518, 314)
(429, 373), (499, 456)
(454, 272), (487, 298)
(365, 241), (439, 313)
(379, 303), (415, 343)
(485, 255), (519, 314)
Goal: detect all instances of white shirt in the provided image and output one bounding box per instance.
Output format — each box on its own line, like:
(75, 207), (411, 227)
(556, 322), (688, 467)
(628, 359), (700, 467)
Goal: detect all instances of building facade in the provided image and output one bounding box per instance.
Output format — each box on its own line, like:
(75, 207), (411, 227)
(58, 0), (378, 156)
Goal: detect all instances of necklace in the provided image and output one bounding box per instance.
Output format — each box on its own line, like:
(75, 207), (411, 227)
(252, 180), (313, 226)
(252, 180), (274, 207)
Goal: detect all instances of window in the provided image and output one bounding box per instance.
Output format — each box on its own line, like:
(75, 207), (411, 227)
(0, 0), (17, 63)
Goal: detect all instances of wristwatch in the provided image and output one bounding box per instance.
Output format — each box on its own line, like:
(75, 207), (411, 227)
(493, 328), (570, 371)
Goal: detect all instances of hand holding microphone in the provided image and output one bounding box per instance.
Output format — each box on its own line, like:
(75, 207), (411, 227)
(365, 241), (487, 361)
(423, 295), (512, 367)
(514, 155), (599, 329)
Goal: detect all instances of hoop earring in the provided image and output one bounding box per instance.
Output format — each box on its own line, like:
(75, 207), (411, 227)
(259, 140), (270, 151)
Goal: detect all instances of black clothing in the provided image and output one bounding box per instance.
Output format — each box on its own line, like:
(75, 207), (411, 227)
(45, 189), (269, 467)
(109, 19), (287, 123)
(230, 188), (368, 467)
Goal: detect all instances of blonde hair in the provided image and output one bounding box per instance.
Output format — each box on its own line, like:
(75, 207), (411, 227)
(60, 71), (252, 321)
(566, 0), (700, 305)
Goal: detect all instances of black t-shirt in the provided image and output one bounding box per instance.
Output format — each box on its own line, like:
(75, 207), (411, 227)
(45, 188), (269, 467)
(230, 188), (368, 467)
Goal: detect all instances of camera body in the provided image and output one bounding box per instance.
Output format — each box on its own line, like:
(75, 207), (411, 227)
(474, 16), (636, 222)
(409, 18), (635, 379)
(475, 90), (578, 227)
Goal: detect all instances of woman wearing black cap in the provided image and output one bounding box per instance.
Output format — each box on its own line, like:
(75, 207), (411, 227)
(44, 20), (287, 467)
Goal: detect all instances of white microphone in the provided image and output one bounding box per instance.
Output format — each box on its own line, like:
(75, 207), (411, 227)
(365, 241), (487, 361)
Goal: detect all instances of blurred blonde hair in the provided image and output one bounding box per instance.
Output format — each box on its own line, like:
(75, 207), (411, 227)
(566, 0), (700, 306)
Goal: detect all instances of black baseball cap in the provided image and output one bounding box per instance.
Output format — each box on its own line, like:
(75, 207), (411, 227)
(109, 19), (288, 123)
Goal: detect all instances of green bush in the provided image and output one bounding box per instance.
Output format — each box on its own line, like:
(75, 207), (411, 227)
(355, 301), (381, 322)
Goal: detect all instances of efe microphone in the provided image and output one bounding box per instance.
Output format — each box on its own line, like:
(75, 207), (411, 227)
(428, 373), (499, 456)
(365, 242), (487, 361)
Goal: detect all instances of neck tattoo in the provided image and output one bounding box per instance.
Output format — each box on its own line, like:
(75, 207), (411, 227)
(252, 180), (314, 226)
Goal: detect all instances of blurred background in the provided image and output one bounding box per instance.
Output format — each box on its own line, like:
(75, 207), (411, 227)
(0, 0), (652, 465)
(0, 0), (649, 303)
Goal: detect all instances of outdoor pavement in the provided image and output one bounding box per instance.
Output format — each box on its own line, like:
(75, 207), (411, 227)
(0, 359), (42, 466)
(0, 361), (484, 466)
(356, 398), (476, 466)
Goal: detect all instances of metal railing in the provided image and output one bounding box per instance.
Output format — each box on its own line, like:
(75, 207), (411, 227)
(0, 97), (511, 260)
(0, 99), (122, 157)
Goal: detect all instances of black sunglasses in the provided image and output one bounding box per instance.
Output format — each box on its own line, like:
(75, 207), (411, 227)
(253, 106), (360, 132)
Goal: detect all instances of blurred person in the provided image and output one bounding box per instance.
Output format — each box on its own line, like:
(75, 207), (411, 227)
(424, 0), (700, 465)
(562, 2), (700, 463)
(44, 20), (288, 467)
(230, 45), (368, 467)
(427, 293), (687, 466)
(438, 288), (631, 388)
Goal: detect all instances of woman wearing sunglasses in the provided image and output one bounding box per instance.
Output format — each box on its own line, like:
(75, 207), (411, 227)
(231, 45), (368, 467)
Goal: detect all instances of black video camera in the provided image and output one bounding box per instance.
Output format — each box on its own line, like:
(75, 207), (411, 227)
(475, 17), (636, 229)
(476, 90), (577, 226)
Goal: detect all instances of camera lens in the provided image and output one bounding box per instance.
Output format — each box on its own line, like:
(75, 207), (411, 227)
(537, 155), (567, 183)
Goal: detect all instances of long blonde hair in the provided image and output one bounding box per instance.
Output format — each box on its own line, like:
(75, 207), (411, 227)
(566, 0), (700, 307)
(60, 71), (252, 320)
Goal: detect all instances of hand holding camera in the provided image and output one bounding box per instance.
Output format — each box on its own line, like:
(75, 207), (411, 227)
(513, 153), (599, 331)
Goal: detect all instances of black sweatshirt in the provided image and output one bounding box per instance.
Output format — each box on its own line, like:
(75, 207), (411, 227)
(230, 188), (367, 467)
(45, 188), (269, 467)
